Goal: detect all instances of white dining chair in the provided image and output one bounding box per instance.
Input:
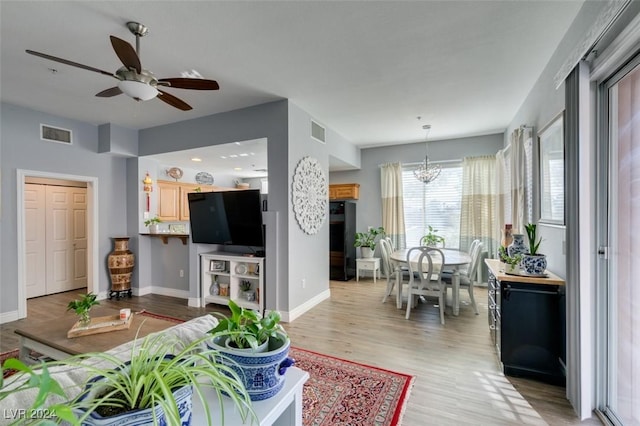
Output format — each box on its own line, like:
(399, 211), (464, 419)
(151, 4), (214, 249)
(441, 241), (484, 315)
(380, 238), (410, 305)
(405, 247), (446, 324)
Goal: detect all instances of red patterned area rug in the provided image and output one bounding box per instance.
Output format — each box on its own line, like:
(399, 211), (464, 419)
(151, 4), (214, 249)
(1, 312), (415, 425)
(291, 347), (414, 426)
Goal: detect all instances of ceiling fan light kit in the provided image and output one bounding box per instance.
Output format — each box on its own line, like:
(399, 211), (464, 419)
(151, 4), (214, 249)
(118, 80), (158, 101)
(25, 21), (219, 110)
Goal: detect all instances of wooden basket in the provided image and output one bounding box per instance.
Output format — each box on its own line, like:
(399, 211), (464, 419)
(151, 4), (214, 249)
(67, 313), (133, 338)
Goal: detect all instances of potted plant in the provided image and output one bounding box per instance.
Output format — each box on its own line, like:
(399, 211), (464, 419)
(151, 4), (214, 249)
(0, 330), (255, 426)
(144, 216), (162, 233)
(420, 225), (445, 247)
(354, 226), (385, 258)
(499, 246), (522, 274)
(521, 223), (547, 275)
(208, 300), (294, 401)
(67, 293), (100, 327)
(239, 280), (255, 301)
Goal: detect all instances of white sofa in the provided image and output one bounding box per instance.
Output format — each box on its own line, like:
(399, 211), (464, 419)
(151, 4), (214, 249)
(0, 314), (218, 425)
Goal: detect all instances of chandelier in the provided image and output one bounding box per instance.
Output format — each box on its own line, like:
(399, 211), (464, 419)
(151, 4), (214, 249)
(414, 124), (441, 184)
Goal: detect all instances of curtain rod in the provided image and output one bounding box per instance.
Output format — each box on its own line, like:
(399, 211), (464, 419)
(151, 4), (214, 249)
(378, 158), (461, 168)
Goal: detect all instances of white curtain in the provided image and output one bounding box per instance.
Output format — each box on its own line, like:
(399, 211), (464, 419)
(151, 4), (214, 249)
(495, 149), (508, 257)
(509, 127), (533, 233)
(380, 162), (406, 249)
(459, 156), (498, 257)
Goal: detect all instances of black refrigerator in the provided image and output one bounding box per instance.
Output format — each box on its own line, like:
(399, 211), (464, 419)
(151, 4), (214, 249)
(329, 201), (356, 281)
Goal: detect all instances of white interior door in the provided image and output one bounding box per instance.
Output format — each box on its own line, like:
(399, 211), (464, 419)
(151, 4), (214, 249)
(46, 185), (87, 294)
(25, 183), (87, 297)
(24, 184), (47, 298)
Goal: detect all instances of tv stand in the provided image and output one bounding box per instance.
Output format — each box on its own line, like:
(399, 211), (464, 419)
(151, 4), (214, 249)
(200, 251), (265, 311)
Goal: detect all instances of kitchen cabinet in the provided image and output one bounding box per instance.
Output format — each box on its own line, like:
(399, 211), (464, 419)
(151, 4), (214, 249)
(329, 183), (360, 200)
(485, 259), (566, 385)
(200, 252), (264, 312)
(157, 180), (216, 221)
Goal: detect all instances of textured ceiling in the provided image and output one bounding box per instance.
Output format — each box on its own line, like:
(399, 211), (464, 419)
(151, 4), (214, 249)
(1, 1), (583, 149)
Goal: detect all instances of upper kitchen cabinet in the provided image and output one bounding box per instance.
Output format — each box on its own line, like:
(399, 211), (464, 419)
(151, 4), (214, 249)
(157, 180), (215, 221)
(329, 183), (360, 200)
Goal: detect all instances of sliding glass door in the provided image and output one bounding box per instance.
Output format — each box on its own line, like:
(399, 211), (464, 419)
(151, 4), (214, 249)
(598, 55), (640, 425)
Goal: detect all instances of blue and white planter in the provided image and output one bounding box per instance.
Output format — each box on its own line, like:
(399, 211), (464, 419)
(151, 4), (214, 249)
(521, 253), (547, 275)
(75, 380), (192, 426)
(208, 333), (294, 401)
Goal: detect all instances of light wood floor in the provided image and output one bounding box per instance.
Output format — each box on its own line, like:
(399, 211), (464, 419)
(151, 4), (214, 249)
(1, 279), (601, 426)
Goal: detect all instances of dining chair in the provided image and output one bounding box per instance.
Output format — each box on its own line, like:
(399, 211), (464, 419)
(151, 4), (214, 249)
(405, 247), (446, 324)
(380, 238), (410, 304)
(385, 236), (396, 252)
(441, 241), (484, 315)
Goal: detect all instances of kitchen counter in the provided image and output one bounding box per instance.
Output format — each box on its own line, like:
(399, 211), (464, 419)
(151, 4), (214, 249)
(485, 259), (565, 286)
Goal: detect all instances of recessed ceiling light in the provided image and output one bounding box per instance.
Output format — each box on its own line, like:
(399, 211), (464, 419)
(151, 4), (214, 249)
(239, 153), (249, 157)
(229, 154), (238, 158)
(234, 167), (242, 171)
(235, 142), (241, 146)
(220, 156), (227, 159)
(191, 157), (202, 162)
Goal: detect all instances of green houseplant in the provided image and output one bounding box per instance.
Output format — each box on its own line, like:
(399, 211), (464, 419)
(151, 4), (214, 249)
(209, 300), (284, 351)
(208, 300), (294, 401)
(521, 223), (547, 275)
(144, 216), (162, 233)
(354, 226), (385, 258)
(420, 225), (445, 247)
(1, 330), (255, 425)
(498, 246), (522, 274)
(67, 293), (100, 326)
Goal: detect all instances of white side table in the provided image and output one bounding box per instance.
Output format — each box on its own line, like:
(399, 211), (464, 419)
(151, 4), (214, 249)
(356, 258), (381, 283)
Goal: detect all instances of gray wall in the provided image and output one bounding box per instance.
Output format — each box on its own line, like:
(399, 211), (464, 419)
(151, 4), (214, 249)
(503, 0), (611, 279)
(0, 102), (129, 315)
(330, 133), (504, 244)
(137, 101), (293, 311)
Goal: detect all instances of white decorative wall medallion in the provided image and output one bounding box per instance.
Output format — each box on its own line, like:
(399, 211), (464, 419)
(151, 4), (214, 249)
(292, 156), (328, 235)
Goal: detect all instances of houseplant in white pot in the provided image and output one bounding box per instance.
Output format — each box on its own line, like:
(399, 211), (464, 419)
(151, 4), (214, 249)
(208, 300), (294, 401)
(354, 226), (385, 258)
(144, 216), (162, 233)
(521, 223), (547, 275)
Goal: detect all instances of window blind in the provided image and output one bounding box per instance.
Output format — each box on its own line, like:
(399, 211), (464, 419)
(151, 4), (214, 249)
(402, 162), (463, 249)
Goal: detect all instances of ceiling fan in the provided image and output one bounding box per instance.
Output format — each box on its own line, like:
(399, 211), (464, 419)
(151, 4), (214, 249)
(25, 21), (219, 111)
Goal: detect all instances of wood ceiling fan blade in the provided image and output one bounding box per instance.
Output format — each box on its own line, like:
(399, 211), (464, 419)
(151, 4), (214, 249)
(157, 89), (192, 111)
(95, 87), (123, 97)
(109, 36), (141, 73)
(157, 78), (220, 90)
(26, 50), (116, 77)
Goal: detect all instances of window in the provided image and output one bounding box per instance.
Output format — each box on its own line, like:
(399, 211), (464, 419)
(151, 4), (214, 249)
(402, 162), (463, 249)
(538, 112), (565, 224)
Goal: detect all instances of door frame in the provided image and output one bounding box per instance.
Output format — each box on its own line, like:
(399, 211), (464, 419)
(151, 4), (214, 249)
(16, 169), (99, 319)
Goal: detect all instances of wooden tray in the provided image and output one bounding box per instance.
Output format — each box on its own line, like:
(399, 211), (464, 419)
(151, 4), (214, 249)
(67, 313), (133, 338)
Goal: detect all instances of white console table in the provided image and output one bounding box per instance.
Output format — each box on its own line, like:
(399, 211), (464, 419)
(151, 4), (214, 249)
(191, 366), (309, 425)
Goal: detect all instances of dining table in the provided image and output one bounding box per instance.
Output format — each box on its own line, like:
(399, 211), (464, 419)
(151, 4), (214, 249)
(390, 248), (472, 316)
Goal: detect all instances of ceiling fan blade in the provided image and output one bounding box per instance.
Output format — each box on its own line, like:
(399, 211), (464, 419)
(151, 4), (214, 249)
(109, 36), (141, 73)
(157, 89), (192, 111)
(26, 50), (116, 77)
(157, 78), (220, 90)
(95, 87), (123, 97)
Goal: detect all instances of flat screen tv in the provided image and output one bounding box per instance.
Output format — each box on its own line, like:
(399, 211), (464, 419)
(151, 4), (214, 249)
(188, 189), (264, 247)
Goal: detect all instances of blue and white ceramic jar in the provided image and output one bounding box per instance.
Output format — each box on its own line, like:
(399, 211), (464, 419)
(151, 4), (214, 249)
(507, 234), (527, 258)
(521, 254), (548, 275)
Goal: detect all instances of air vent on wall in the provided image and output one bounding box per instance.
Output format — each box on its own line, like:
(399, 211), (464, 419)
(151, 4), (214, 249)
(311, 120), (326, 143)
(41, 124), (72, 144)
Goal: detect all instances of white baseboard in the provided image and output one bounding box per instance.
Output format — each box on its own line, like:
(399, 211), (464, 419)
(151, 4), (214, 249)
(282, 289), (331, 323)
(0, 310), (20, 324)
(188, 297), (201, 308)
